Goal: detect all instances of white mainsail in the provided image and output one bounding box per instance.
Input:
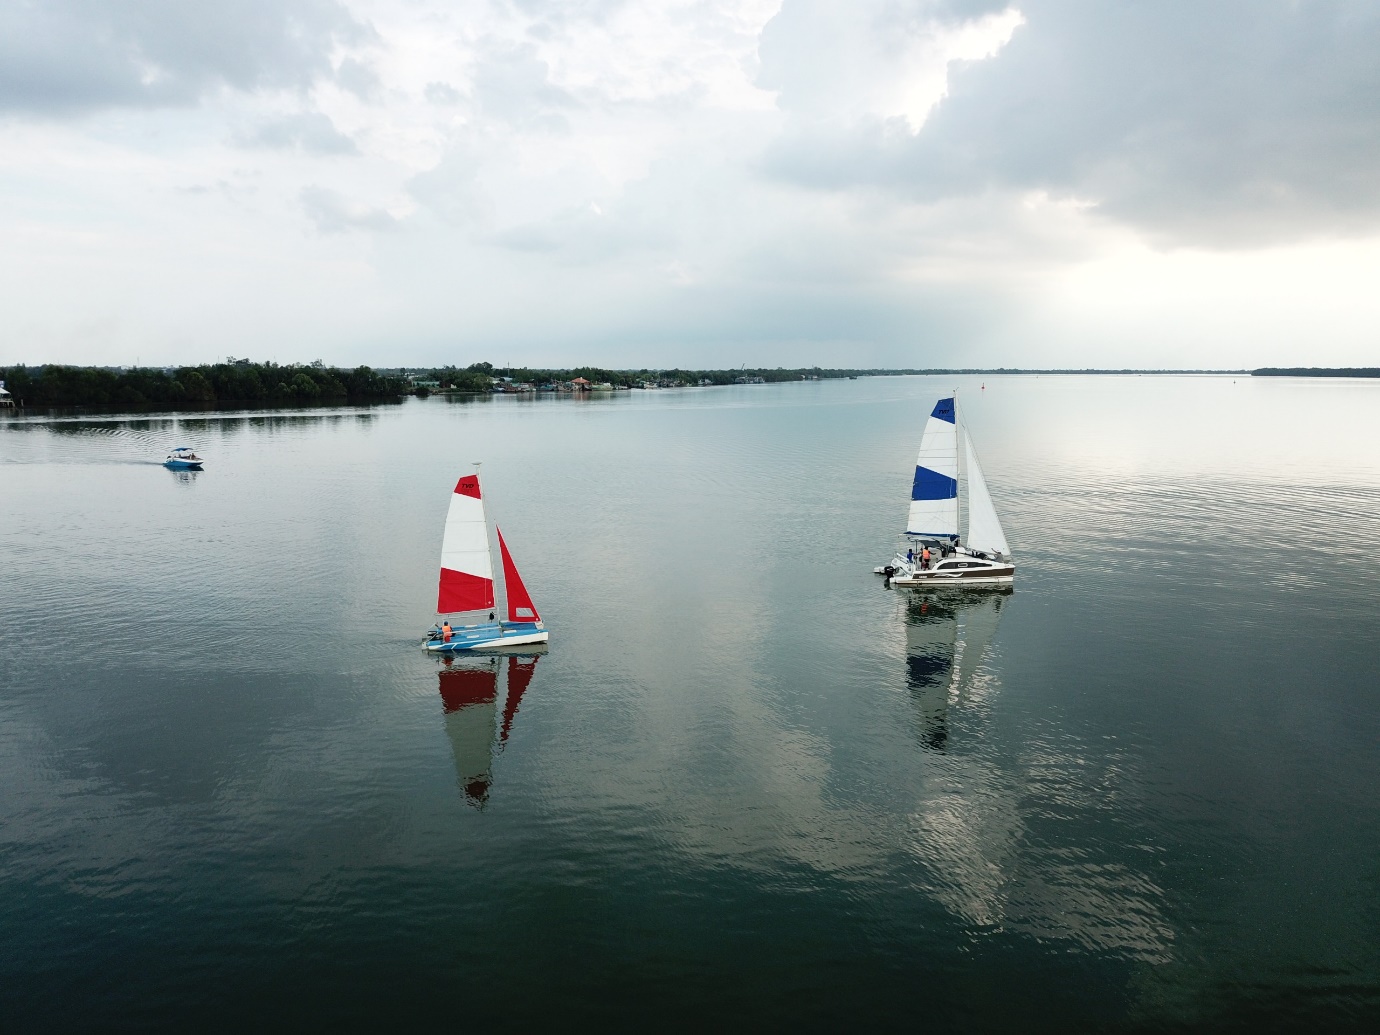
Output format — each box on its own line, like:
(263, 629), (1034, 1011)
(963, 431), (1010, 558)
(437, 471), (496, 615)
(906, 396), (959, 539)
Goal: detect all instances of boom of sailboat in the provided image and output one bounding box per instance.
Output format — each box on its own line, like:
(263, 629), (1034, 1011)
(423, 465), (549, 652)
(876, 394), (1016, 587)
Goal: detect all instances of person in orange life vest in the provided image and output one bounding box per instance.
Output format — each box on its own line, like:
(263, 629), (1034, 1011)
(921, 545), (931, 569)
(442, 620), (452, 643)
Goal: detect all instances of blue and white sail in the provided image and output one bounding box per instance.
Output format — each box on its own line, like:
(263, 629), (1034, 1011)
(963, 431), (1010, 558)
(906, 396), (959, 540)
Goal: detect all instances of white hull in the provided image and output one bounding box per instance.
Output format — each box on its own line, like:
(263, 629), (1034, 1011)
(878, 550), (1014, 588)
(466, 630), (549, 650)
(891, 571), (1014, 587)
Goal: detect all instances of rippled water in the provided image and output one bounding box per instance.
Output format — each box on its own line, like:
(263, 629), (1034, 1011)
(3, 375), (1379, 1031)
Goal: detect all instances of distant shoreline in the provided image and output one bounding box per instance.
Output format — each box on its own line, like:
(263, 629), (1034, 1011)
(1250, 367), (1380, 378)
(3, 363), (1376, 415)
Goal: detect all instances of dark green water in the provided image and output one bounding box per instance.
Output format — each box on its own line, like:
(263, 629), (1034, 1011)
(2, 375), (1378, 1031)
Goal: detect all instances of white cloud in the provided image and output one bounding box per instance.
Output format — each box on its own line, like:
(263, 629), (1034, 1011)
(238, 112), (359, 154)
(760, 0), (1022, 131)
(0, 0), (367, 113)
(300, 184), (398, 233)
(2, 0), (1380, 367)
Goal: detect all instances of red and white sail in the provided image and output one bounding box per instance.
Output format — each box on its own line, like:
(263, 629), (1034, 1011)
(497, 526), (541, 624)
(437, 473), (496, 615)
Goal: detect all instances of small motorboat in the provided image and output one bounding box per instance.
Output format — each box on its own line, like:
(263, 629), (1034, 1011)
(163, 447), (205, 470)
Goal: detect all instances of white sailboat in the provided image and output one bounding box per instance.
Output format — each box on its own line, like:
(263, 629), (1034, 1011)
(876, 395), (1015, 586)
(423, 465), (548, 651)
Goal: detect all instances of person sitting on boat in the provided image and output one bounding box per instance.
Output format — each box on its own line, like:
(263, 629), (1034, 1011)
(442, 620), (452, 643)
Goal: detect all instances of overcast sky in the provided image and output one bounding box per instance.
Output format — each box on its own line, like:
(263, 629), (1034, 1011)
(2, 0), (1378, 369)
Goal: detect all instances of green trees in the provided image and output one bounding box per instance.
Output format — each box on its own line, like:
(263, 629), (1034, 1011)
(0, 363), (410, 408)
(181, 370), (216, 401)
(288, 372), (321, 398)
(0, 360), (895, 410)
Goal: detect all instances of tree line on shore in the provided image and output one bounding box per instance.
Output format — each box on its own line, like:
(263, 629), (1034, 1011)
(0, 361), (885, 406)
(418, 362), (886, 392)
(1251, 367), (1380, 377)
(7, 360), (1343, 409)
(0, 362), (410, 407)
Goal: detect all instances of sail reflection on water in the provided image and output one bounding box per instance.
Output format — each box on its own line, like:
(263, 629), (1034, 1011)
(500, 655), (539, 746)
(438, 653), (543, 808)
(904, 589), (1010, 750)
(900, 589), (1175, 958)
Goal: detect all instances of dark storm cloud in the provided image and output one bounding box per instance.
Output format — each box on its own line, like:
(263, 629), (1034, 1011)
(761, 0), (1380, 246)
(0, 0), (368, 115)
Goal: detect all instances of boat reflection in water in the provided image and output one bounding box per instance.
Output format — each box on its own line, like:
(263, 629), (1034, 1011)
(438, 652), (544, 807)
(904, 588), (1010, 750)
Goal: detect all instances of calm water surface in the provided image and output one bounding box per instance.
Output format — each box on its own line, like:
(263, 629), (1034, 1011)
(2, 376), (1379, 1031)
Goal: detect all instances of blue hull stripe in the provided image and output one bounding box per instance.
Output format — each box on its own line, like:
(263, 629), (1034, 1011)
(425, 621), (546, 652)
(912, 465), (958, 501)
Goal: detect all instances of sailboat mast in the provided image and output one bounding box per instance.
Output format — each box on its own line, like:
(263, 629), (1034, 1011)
(955, 390), (964, 547)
